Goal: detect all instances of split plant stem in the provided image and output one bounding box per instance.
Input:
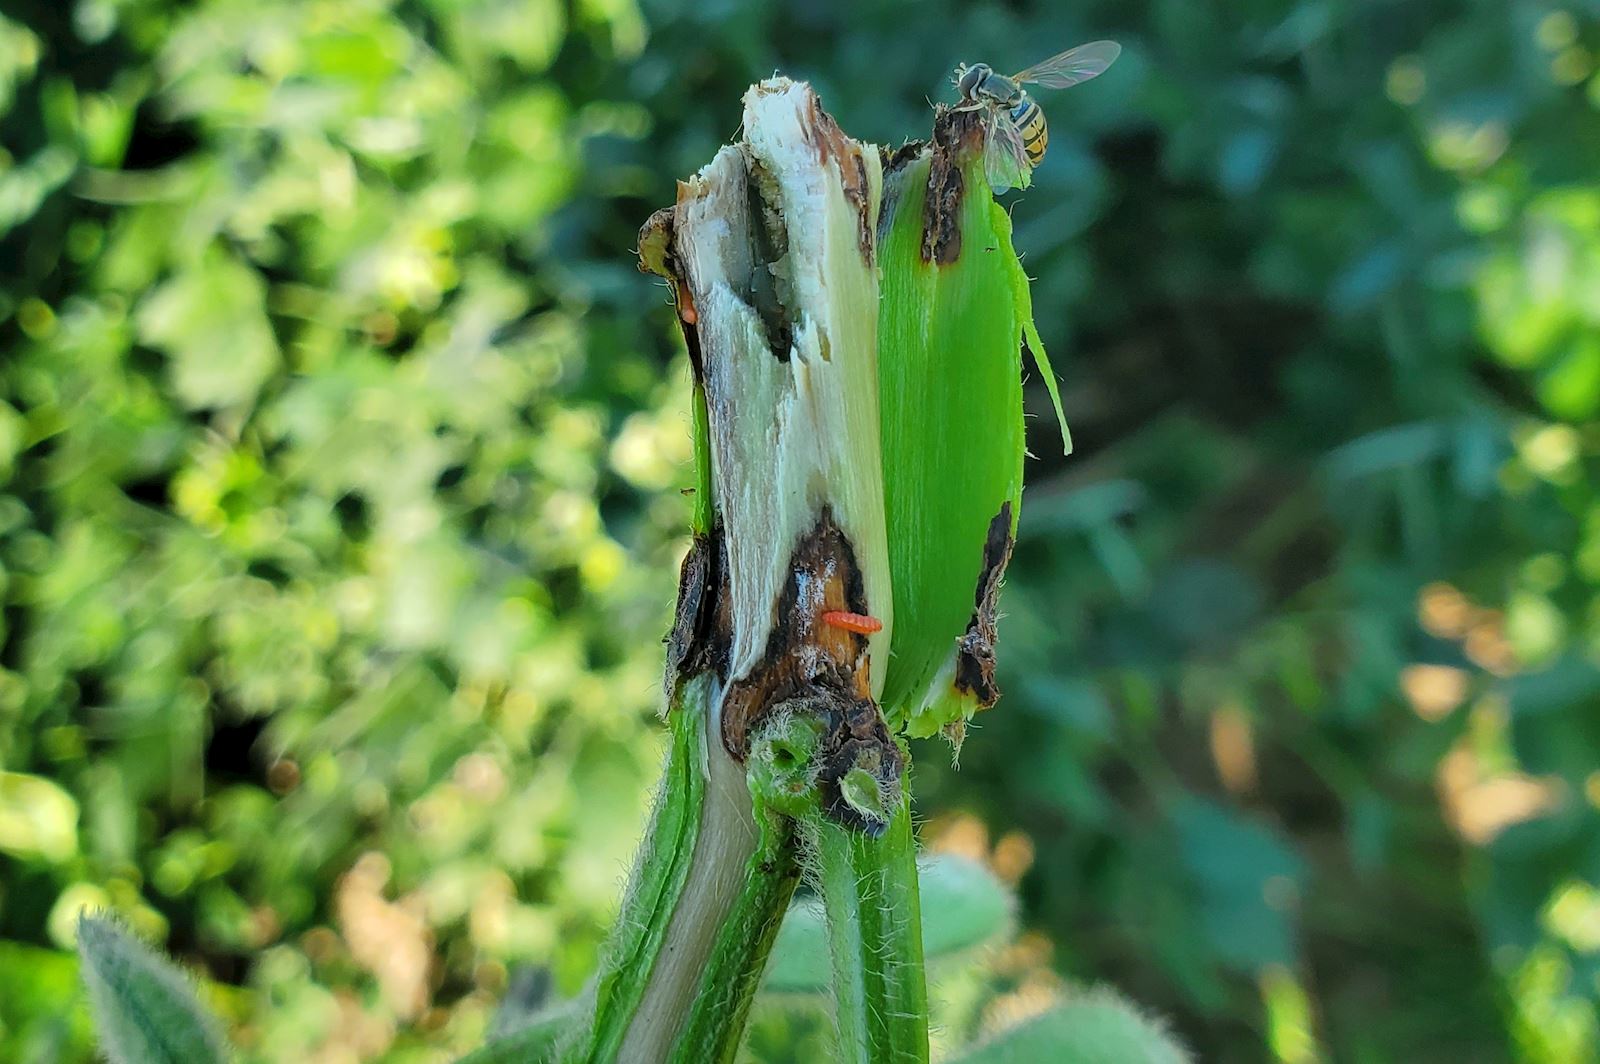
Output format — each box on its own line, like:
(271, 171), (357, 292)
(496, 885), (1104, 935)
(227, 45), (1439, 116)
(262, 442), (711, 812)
(588, 77), (1055, 1063)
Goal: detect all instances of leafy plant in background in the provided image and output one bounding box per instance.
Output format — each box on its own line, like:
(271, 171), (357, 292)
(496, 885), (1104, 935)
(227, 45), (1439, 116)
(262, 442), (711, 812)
(6, 0), (1600, 1061)
(79, 858), (1186, 1063)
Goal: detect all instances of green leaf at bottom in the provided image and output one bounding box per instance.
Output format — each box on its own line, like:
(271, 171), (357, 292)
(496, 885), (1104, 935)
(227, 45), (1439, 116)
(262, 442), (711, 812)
(76, 915), (229, 1064)
(952, 991), (1191, 1064)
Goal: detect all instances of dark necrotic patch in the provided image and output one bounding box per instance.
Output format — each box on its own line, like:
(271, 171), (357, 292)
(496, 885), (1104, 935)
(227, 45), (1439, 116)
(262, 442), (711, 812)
(742, 156), (796, 361)
(881, 140), (927, 176)
(953, 501), (1015, 707)
(922, 107), (986, 266)
(663, 534), (711, 699)
(815, 696), (903, 837)
(718, 507), (872, 760)
(662, 527), (731, 698)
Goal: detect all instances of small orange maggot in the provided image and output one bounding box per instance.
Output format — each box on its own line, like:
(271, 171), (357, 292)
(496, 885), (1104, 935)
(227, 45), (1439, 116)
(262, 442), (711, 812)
(820, 610), (883, 635)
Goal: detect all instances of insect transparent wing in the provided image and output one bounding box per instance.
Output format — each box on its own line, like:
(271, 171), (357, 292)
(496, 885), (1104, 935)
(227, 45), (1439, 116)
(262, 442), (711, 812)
(983, 109), (1031, 193)
(1011, 40), (1121, 89)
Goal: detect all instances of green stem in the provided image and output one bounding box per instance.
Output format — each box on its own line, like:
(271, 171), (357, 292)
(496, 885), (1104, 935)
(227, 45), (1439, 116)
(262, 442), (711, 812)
(667, 806), (799, 1063)
(582, 679), (708, 1063)
(583, 674), (800, 1063)
(806, 774), (929, 1064)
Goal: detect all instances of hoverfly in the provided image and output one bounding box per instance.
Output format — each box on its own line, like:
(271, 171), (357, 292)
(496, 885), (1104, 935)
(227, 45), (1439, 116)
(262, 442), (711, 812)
(953, 40), (1121, 192)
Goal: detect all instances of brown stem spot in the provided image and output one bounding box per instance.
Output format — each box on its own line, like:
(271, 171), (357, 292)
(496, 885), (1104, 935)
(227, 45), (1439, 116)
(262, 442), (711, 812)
(742, 156), (795, 361)
(952, 501), (1015, 708)
(922, 106), (986, 266)
(813, 694), (903, 837)
(663, 530), (733, 700)
(719, 510), (876, 760)
(881, 140), (927, 177)
(803, 94), (877, 267)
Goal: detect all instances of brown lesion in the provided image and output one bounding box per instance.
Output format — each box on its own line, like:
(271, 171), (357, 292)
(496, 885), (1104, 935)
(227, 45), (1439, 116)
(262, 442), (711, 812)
(922, 106), (985, 266)
(640, 205), (731, 706)
(814, 695), (902, 836)
(765, 688), (903, 838)
(881, 140), (926, 177)
(717, 511), (902, 833)
(663, 529), (734, 701)
(719, 509), (877, 759)
(663, 534), (710, 696)
(952, 501), (1016, 708)
(803, 93), (877, 267)
(741, 156), (796, 361)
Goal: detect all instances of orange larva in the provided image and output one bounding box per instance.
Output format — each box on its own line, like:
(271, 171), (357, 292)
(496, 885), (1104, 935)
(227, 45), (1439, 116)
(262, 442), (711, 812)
(820, 610), (883, 635)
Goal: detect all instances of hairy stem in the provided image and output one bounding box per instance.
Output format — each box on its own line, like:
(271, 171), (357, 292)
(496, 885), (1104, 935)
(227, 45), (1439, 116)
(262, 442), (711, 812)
(604, 76), (919, 1063)
(586, 677), (799, 1063)
(665, 803), (798, 1063)
(806, 774), (929, 1064)
(582, 678), (709, 1062)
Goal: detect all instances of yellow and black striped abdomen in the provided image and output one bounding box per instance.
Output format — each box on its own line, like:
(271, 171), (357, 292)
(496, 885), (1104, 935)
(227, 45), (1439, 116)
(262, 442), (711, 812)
(1010, 95), (1048, 165)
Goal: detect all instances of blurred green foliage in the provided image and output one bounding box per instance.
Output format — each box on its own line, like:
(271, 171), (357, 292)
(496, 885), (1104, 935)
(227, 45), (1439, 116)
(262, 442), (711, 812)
(3, 0), (1600, 1061)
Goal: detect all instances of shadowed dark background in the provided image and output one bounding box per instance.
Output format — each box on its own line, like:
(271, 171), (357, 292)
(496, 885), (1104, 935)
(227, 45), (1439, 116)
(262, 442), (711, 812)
(3, 0), (1599, 1060)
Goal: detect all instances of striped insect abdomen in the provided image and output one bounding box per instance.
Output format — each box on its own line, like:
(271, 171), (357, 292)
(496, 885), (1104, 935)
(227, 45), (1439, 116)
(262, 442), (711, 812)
(1010, 95), (1048, 165)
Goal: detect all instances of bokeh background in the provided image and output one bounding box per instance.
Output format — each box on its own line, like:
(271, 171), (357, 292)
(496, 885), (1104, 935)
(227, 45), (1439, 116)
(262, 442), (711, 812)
(4, 0), (1600, 1060)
